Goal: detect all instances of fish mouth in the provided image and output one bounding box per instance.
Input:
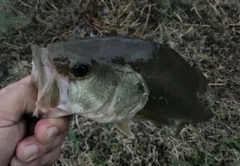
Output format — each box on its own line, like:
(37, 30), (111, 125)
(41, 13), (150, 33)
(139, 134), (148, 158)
(31, 45), (72, 118)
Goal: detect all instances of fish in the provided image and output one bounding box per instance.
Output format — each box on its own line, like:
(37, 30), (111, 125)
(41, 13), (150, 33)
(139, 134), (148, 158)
(31, 36), (214, 138)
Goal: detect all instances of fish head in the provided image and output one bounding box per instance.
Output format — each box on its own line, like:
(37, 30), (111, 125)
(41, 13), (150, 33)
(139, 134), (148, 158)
(31, 38), (149, 123)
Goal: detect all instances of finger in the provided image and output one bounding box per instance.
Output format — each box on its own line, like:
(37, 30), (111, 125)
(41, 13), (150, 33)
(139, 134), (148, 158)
(11, 147), (61, 166)
(0, 76), (32, 94)
(10, 156), (41, 166)
(40, 147), (61, 166)
(0, 119), (26, 165)
(16, 76), (33, 85)
(0, 82), (37, 123)
(16, 130), (67, 162)
(35, 116), (70, 144)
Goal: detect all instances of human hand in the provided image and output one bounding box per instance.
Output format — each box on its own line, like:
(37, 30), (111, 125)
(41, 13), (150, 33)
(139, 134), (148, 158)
(0, 76), (70, 166)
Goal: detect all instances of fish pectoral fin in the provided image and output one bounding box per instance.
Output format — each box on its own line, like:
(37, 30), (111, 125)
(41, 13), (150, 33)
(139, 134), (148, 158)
(175, 121), (188, 137)
(115, 121), (135, 139)
(151, 121), (164, 129)
(133, 113), (173, 127)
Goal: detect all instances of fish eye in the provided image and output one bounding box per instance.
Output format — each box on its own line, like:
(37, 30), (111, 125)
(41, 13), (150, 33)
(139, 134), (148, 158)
(72, 64), (89, 77)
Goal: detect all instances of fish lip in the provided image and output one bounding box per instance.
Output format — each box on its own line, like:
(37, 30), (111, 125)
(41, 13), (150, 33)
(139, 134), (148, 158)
(38, 108), (73, 118)
(31, 44), (72, 118)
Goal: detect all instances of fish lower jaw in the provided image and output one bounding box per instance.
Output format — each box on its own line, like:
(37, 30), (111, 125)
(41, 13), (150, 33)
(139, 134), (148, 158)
(71, 105), (124, 123)
(70, 102), (143, 124)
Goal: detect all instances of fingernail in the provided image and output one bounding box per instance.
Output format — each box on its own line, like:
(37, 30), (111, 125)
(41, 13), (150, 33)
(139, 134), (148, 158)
(47, 126), (58, 142)
(23, 144), (38, 161)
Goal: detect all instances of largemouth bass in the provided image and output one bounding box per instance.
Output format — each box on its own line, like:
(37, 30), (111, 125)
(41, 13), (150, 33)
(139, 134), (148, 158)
(31, 36), (213, 138)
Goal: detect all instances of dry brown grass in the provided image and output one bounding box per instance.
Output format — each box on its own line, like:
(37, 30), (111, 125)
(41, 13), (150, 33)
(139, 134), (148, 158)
(0, 0), (240, 165)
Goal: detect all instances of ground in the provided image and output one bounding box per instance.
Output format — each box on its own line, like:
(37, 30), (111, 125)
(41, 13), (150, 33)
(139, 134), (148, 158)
(0, 0), (240, 165)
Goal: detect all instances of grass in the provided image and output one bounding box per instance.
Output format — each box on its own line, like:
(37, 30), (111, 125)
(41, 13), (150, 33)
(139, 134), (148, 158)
(0, 5), (31, 37)
(0, 0), (240, 165)
(68, 129), (81, 155)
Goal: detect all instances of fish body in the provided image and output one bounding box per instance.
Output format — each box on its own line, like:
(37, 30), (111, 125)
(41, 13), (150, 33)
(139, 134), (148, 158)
(31, 36), (213, 138)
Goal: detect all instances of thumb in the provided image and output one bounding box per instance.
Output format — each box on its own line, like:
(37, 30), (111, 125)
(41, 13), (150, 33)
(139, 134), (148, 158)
(0, 76), (37, 126)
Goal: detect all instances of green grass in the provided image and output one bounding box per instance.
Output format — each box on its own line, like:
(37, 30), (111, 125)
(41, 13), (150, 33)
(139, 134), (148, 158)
(68, 129), (81, 155)
(0, 7), (31, 37)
